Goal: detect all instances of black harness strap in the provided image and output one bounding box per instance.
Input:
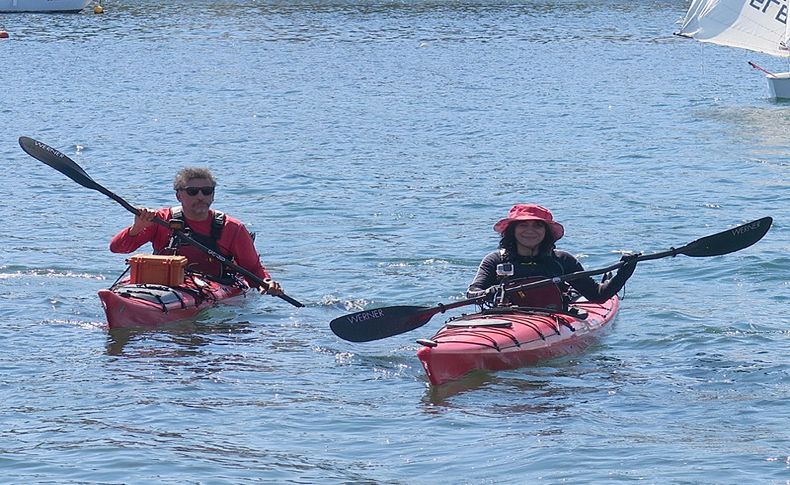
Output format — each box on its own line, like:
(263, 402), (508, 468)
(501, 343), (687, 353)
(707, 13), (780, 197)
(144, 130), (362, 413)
(169, 206), (226, 245)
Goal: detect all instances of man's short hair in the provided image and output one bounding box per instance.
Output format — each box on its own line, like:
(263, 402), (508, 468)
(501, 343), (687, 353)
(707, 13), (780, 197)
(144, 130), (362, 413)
(173, 167), (216, 190)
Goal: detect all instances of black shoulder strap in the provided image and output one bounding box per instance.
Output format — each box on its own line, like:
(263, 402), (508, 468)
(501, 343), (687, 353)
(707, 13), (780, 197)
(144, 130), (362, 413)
(548, 249), (568, 277)
(171, 206), (224, 242)
(211, 210), (226, 241)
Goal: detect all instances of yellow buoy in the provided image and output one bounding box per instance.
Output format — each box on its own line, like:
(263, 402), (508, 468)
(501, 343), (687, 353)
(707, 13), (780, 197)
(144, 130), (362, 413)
(94, 4), (104, 14)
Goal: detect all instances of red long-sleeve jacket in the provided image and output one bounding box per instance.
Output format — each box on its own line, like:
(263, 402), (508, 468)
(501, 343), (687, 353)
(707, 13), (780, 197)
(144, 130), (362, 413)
(110, 207), (271, 286)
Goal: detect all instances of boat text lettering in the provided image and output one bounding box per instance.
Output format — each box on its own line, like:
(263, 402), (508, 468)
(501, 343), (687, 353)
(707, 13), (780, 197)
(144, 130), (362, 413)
(34, 140), (66, 159)
(750, 0), (788, 24)
(346, 308), (385, 324)
(731, 220), (762, 235)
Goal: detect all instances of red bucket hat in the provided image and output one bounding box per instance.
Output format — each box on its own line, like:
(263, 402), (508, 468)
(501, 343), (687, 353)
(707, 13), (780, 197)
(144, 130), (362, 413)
(493, 204), (565, 241)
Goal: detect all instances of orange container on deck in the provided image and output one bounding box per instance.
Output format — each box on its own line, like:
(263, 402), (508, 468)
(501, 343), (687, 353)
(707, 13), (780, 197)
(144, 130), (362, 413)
(128, 254), (188, 286)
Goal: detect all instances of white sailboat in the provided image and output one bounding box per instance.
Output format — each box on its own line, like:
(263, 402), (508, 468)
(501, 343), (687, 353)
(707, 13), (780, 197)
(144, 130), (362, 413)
(676, 0), (790, 98)
(0, 0), (91, 12)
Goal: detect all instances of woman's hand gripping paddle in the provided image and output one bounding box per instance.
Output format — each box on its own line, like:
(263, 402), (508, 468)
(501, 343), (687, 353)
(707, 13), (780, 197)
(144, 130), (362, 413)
(330, 217), (772, 342)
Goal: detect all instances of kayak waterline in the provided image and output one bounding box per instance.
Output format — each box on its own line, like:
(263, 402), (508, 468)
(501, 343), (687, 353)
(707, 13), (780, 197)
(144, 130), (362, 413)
(98, 274), (249, 329)
(416, 295), (619, 386)
(330, 216), (772, 385)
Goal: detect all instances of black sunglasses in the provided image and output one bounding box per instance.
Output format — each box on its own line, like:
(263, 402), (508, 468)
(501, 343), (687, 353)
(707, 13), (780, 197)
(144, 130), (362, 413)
(179, 186), (215, 196)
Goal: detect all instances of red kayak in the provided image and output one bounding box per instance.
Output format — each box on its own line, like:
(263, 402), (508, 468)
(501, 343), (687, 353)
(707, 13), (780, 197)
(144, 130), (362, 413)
(98, 273), (249, 329)
(416, 296), (619, 386)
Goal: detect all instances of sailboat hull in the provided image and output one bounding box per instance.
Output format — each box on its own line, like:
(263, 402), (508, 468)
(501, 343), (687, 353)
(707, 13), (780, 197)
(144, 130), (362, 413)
(0, 0), (91, 12)
(766, 73), (790, 99)
(677, 0), (790, 99)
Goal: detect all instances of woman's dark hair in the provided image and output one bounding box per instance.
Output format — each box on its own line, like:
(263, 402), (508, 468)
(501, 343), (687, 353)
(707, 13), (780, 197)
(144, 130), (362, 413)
(499, 221), (556, 258)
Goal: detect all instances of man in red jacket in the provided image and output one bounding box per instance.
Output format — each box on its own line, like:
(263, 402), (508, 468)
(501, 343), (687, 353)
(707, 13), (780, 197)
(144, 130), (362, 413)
(110, 167), (283, 296)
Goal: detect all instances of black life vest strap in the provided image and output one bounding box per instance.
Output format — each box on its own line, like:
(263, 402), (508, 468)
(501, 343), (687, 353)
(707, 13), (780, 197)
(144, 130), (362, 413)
(163, 207), (231, 276)
(170, 206), (226, 241)
(497, 249), (570, 309)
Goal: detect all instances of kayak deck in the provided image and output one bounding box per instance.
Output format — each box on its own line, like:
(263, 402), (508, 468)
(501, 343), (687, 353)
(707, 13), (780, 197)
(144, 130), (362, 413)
(98, 273), (249, 329)
(416, 296), (619, 386)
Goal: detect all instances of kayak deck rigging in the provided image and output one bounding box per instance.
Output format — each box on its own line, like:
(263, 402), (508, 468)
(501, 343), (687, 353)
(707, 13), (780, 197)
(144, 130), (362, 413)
(99, 271), (250, 329)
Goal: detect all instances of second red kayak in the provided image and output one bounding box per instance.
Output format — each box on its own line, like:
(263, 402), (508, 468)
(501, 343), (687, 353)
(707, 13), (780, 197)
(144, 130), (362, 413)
(416, 296), (619, 386)
(98, 274), (249, 329)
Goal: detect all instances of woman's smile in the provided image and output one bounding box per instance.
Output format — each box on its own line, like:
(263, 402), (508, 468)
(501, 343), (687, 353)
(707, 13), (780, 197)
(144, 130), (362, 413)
(514, 221), (546, 254)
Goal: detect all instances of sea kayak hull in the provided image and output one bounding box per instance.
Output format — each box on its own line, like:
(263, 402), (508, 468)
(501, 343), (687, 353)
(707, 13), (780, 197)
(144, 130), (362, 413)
(416, 296), (619, 386)
(98, 274), (248, 329)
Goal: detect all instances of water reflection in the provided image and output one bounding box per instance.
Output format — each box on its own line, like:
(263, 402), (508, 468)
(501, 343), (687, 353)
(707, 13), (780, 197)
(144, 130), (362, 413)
(422, 354), (630, 411)
(422, 370), (498, 405)
(701, 105), (790, 156)
(106, 318), (255, 356)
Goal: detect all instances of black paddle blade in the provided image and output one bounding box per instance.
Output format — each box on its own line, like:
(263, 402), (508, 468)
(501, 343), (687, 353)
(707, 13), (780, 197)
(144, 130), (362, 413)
(20, 136), (141, 215)
(19, 136), (100, 191)
(330, 305), (433, 342)
(681, 217), (772, 257)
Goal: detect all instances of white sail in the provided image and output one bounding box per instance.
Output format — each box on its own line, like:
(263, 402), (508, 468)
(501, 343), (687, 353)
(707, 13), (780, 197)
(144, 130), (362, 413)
(786, 2), (790, 51)
(677, 0), (790, 58)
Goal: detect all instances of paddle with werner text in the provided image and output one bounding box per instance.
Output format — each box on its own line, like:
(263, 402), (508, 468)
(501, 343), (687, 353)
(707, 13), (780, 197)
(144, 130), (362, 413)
(329, 217), (773, 342)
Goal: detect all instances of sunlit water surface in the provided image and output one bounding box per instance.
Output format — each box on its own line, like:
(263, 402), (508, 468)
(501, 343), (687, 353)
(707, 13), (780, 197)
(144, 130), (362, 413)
(1, 1), (788, 483)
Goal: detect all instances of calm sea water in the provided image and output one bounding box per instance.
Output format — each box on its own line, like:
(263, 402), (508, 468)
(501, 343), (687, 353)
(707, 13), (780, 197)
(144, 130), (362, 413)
(1, 1), (788, 483)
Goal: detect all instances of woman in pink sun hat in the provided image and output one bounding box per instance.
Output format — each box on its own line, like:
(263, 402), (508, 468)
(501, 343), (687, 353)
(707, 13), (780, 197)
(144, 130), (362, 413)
(467, 204), (639, 307)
